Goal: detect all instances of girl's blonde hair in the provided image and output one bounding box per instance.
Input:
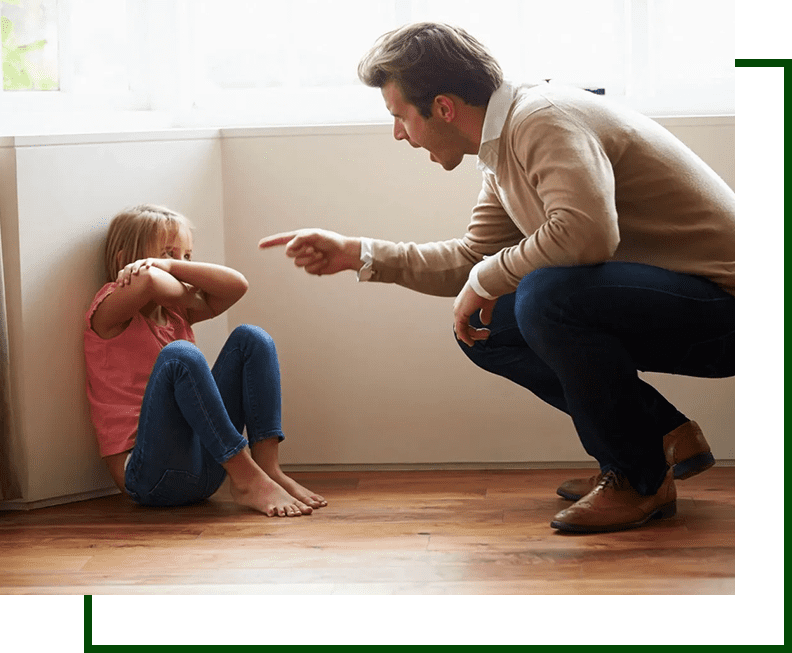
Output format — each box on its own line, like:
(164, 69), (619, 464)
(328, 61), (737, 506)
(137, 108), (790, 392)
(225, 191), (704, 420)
(103, 204), (193, 282)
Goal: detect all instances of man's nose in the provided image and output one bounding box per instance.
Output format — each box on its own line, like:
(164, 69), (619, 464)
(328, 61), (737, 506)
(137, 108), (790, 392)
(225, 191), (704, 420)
(393, 120), (406, 141)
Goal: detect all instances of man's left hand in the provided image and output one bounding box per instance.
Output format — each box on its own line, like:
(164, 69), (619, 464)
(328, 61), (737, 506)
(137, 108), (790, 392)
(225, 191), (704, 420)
(453, 282), (497, 347)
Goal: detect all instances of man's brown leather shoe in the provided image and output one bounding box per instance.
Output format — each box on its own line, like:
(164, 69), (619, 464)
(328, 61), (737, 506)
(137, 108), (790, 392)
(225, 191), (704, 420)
(551, 469), (677, 533)
(556, 420), (714, 501)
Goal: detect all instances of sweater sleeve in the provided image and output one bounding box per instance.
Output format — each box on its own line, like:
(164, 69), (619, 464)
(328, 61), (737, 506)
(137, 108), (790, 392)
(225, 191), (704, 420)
(475, 109), (621, 297)
(366, 177), (525, 297)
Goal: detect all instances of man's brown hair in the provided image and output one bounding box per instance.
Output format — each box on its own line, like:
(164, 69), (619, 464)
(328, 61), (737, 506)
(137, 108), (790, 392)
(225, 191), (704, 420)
(358, 22), (503, 118)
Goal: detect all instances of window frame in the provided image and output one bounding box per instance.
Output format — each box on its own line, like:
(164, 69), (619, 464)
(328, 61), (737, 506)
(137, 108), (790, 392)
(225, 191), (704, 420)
(0, 0), (736, 136)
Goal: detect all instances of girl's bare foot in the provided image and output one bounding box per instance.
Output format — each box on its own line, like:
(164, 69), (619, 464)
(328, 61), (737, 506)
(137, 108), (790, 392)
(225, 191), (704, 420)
(251, 438), (328, 509)
(250, 438), (327, 508)
(223, 448), (312, 517)
(268, 469), (328, 510)
(229, 474), (312, 517)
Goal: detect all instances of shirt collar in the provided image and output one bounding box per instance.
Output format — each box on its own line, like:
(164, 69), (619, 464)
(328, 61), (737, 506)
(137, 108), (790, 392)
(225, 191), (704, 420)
(477, 80), (545, 174)
(477, 81), (519, 174)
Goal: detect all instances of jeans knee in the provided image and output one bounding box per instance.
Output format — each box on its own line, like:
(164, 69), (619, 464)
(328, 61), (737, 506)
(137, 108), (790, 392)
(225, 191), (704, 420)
(159, 339), (203, 363)
(514, 268), (572, 337)
(455, 330), (509, 375)
(229, 324), (277, 355)
(155, 340), (209, 377)
(516, 267), (570, 310)
(231, 323), (266, 340)
(456, 332), (484, 363)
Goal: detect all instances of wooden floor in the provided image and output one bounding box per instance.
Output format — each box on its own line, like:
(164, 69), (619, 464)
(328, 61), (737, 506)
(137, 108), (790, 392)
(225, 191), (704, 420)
(0, 466), (734, 595)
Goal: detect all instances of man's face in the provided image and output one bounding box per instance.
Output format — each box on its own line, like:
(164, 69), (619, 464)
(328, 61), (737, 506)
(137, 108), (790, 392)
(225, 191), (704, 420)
(381, 80), (465, 171)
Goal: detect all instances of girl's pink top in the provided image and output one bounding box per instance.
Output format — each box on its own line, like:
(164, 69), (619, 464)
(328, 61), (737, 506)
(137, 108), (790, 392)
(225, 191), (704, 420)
(83, 282), (195, 457)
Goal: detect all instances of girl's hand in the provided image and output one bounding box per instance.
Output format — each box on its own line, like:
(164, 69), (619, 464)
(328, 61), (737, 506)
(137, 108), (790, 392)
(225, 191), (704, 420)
(116, 258), (160, 287)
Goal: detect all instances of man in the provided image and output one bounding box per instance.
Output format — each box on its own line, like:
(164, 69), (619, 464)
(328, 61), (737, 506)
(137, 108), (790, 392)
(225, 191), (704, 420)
(259, 22), (735, 533)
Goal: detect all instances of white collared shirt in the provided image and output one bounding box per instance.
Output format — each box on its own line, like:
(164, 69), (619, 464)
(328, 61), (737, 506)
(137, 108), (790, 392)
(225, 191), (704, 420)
(476, 80), (520, 176)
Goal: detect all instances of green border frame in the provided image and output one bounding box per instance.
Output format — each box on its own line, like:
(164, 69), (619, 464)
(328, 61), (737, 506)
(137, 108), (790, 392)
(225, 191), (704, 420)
(0, 0), (792, 653)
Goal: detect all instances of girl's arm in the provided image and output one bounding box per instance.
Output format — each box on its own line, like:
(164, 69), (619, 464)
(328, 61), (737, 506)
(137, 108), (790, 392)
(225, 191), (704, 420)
(146, 259), (249, 324)
(90, 259), (247, 338)
(90, 263), (189, 339)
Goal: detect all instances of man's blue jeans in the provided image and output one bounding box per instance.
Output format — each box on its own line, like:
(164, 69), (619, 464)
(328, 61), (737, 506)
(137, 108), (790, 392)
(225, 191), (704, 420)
(125, 325), (285, 507)
(459, 262), (735, 495)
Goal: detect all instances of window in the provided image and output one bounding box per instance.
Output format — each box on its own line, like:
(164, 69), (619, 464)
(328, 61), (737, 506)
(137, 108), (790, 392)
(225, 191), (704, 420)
(188, 0), (405, 125)
(1, 0), (59, 91)
(1, 0), (735, 134)
(1, 0), (149, 133)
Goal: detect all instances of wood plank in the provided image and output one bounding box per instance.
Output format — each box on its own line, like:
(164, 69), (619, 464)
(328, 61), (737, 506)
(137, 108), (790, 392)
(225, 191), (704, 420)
(0, 466), (735, 595)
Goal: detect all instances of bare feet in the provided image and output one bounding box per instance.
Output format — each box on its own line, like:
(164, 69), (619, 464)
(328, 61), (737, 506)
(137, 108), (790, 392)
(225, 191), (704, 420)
(251, 438), (328, 510)
(229, 474), (312, 517)
(223, 448), (312, 517)
(267, 469), (328, 510)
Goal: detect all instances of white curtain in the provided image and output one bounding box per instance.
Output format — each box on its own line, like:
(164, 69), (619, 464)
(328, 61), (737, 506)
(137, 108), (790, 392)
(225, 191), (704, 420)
(0, 229), (21, 501)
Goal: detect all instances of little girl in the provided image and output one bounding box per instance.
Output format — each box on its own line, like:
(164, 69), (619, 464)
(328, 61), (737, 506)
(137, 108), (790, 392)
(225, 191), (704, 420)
(84, 204), (326, 517)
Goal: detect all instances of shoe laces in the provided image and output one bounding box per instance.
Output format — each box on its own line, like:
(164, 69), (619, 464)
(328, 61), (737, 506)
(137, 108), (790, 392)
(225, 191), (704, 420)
(597, 470), (627, 490)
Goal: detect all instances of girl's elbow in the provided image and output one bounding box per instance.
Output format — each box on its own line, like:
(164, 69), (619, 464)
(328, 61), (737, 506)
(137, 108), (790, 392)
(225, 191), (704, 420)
(138, 266), (175, 301)
(228, 275), (249, 308)
(232, 275), (249, 304)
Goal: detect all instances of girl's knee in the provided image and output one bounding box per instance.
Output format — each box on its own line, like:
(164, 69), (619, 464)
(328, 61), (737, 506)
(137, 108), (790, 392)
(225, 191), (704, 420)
(160, 339), (202, 361)
(229, 324), (277, 353)
(231, 323), (272, 342)
(156, 340), (208, 372)
(231, 324), (261, 337)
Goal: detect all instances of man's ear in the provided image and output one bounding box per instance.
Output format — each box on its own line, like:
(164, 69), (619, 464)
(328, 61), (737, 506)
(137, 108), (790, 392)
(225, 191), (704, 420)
(433, 94), (456, 122)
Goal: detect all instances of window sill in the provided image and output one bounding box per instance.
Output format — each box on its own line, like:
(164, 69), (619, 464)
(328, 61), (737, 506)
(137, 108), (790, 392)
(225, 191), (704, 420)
(0, 115), (735, 148)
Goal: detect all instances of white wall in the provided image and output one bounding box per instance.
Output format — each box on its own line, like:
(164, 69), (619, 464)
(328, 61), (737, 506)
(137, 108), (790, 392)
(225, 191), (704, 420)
(0, 117), (735, 507)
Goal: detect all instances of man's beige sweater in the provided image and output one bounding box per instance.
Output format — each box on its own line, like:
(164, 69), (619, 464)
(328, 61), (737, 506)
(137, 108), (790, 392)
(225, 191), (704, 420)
(366, 83), (735, 298)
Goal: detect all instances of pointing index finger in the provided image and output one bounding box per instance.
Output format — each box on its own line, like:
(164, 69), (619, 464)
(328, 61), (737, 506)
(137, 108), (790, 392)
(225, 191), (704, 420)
(259, 232), (298, 249)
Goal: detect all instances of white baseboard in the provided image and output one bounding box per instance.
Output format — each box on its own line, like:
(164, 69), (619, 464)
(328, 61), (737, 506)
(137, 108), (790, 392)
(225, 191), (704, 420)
(282, 459), (735, 472)
(0, 487), (120, 511)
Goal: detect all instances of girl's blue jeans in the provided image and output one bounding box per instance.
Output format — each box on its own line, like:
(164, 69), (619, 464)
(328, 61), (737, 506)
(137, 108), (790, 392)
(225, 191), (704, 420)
(125, 324), (285, 507)
(459, 262), (735, 496)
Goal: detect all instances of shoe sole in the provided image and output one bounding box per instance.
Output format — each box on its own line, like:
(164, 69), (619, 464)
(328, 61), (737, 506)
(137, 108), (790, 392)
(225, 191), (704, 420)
(556, 487), (585, 501)
(556, 454), (716, 502)
(672, 451), (715, 480)
(550, 500), (677, 533)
